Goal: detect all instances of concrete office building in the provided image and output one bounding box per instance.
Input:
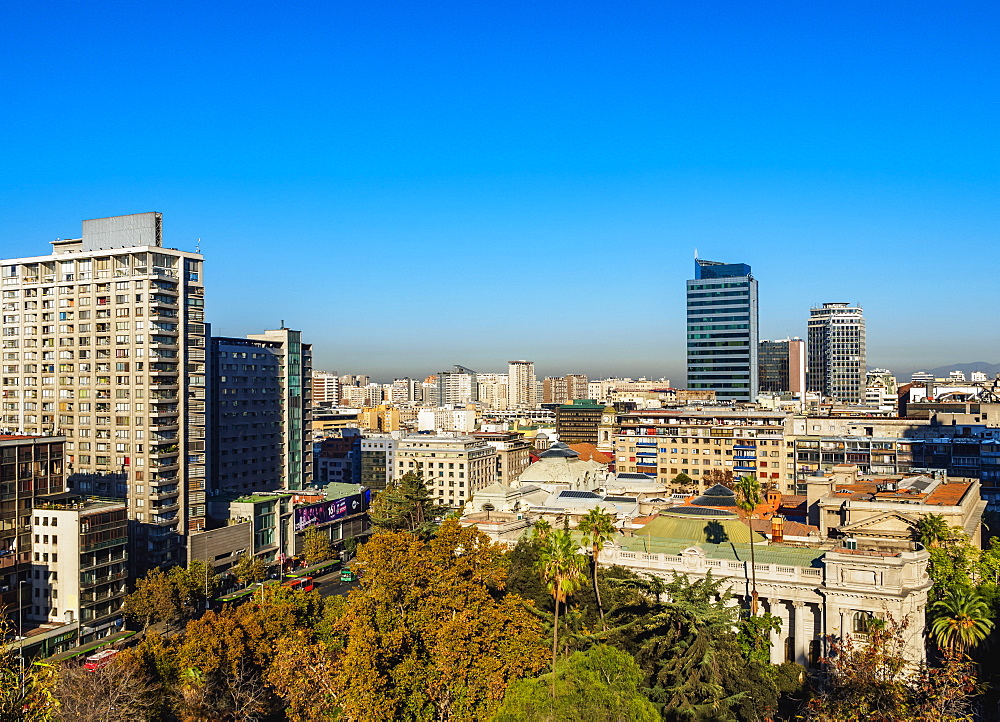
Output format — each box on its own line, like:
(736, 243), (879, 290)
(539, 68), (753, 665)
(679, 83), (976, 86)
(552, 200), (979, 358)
(208, 327), (312, 494)
(758, 338), (806, 396)
(807, 303), (866, 403)
(1, 213), (206, 567)
(508, 361), (537, 409)
(686, 259), (758, 402)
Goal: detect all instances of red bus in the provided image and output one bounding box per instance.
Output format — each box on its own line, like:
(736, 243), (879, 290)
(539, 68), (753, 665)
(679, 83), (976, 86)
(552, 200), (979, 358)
(83, 649), (119, 671)
(284, 576), (315, 592)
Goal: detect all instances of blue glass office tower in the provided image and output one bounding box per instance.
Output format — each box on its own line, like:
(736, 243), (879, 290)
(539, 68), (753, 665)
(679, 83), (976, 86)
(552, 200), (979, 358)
(686, 259), (758, 402)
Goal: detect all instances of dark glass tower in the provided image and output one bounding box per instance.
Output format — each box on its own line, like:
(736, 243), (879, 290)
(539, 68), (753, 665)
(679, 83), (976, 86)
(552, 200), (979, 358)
(686, 259), (759, 402)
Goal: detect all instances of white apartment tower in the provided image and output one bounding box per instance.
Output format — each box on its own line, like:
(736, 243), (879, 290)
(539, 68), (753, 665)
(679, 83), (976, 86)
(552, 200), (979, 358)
(507, 360), (537, 409)
(807, 303), (866, 403)
(311, 371), (340, 405)
(1, 213), (206, 568)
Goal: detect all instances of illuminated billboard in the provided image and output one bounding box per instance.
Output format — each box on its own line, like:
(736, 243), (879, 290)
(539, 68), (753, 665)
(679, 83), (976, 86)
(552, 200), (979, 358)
(294, 490), (370, 533)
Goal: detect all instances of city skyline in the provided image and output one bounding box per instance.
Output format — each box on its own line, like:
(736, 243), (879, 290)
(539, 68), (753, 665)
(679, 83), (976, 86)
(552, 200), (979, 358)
(2, 3), (998, 380)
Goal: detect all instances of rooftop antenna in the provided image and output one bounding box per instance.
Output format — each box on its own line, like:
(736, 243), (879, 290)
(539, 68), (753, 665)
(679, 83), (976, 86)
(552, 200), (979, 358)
(694, 248), (699, 259)
(195, 238), (202, 253)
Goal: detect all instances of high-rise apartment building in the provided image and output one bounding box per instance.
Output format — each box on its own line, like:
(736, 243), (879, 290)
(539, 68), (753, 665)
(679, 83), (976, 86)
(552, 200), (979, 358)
(686, 259), (758, 402)
(436, 365), (477, 405)
(208, 327), (312, 494)
(542, 374), (590, 405)
(474, 372), (508, 410)
(1, 213), (205, 567)
(807, 303), (866, 403)
(311, 371), (339, 406)
(758, 338), (806, 395)
(507, 360), (537, 408)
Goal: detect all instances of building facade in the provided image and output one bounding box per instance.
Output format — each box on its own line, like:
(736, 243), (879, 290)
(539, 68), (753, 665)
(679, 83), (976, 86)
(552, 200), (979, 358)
(615, 409), (793, 492)
(1, 213), (205, 567)
(807, 303), (866, 403)
(29, 494), (128, 645)
(209, 328), (313, 494)
(311, 371), (339, 406)
(758, 338), (806, 396)
(686, 259), (759, 402)
(360, 434), (395, 490)
(395, 436), (497, 508)
(436, 365), (477, 406)
(555, 399), (608, 445)
(507, 360), (537, 409)
(0, 435), (64, 626)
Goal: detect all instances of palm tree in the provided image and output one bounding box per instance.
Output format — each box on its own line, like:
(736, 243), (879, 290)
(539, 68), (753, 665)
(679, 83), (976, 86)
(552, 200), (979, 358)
(578, 507), (617, 629)
(532, 518), (552, 539)
(536, 529), (587, 689)
(930, 587), (994, 653)
(915, 513), (950, 549)
(734, 474), (762, 615)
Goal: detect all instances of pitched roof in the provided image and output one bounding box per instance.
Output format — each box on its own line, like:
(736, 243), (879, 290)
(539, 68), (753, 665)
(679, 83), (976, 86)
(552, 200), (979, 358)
(568, 443), (612, 464)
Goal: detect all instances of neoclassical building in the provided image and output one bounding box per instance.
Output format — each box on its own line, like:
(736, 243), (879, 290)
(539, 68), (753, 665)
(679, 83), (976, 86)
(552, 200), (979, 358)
(600, 499), (930, 666)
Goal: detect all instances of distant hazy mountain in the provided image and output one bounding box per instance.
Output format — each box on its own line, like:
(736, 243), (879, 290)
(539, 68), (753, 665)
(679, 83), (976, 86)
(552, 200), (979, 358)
(900, 362), (1000, 379)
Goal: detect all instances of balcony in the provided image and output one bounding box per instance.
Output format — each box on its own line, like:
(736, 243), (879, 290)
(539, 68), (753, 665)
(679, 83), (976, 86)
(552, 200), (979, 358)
(80, 586), (126, 605)
(80, 569), (127, 588)
(82, 536), (128, 553)
(80, 551), (127, 572)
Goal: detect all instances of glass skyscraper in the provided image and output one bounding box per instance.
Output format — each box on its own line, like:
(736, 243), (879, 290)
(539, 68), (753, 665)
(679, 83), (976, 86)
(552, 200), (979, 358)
(686, 258), (759, 402)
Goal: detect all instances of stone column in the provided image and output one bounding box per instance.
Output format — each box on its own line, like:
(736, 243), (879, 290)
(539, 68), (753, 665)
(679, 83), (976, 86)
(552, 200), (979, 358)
(765, 599), (783, 665)
(793, 601), (809, 667)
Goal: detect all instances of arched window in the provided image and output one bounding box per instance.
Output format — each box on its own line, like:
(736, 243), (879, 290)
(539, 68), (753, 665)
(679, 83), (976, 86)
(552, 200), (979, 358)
(852, 611), (876, 635)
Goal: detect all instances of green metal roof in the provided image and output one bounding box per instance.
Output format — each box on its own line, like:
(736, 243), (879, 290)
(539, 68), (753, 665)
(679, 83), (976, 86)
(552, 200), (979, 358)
(639, 512), (765, 545)
(619, 535), (825, 568)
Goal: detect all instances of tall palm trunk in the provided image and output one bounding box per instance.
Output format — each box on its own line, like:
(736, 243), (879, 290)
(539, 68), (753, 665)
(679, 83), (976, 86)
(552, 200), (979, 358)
(551, 591), (561, 698)
(749, 531), (758, 615)
(591, 546), (606, 629)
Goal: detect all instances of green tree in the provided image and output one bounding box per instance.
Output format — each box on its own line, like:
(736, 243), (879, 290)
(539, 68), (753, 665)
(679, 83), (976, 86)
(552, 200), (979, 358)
(536, 529), (587, 681)
(491, 645), (658, 722)
(368, 471), (444, 537)
(915, 513), (951, 548)
(670, 472), (694, 488)
(0, 617), (57, 721)
(605, 572), (781, 721)
(302, 526), (339, 566)
(532, 518), (553, 539)
(734, 474), (762, 614)
(930, 587), (994, 653)
(577, 507), (617, 629)
(233, 553), (267, 587)
(123, 562), (221, 629)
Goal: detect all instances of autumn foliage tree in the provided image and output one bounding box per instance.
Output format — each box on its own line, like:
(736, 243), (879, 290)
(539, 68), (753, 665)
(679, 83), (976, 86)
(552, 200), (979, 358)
(332, 519), (549, 721)
(302, 526), (339, 566)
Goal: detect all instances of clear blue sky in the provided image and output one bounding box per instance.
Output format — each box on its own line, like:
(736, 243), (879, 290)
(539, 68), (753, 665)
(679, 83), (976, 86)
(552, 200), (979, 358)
(1, 1), (997, 382)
